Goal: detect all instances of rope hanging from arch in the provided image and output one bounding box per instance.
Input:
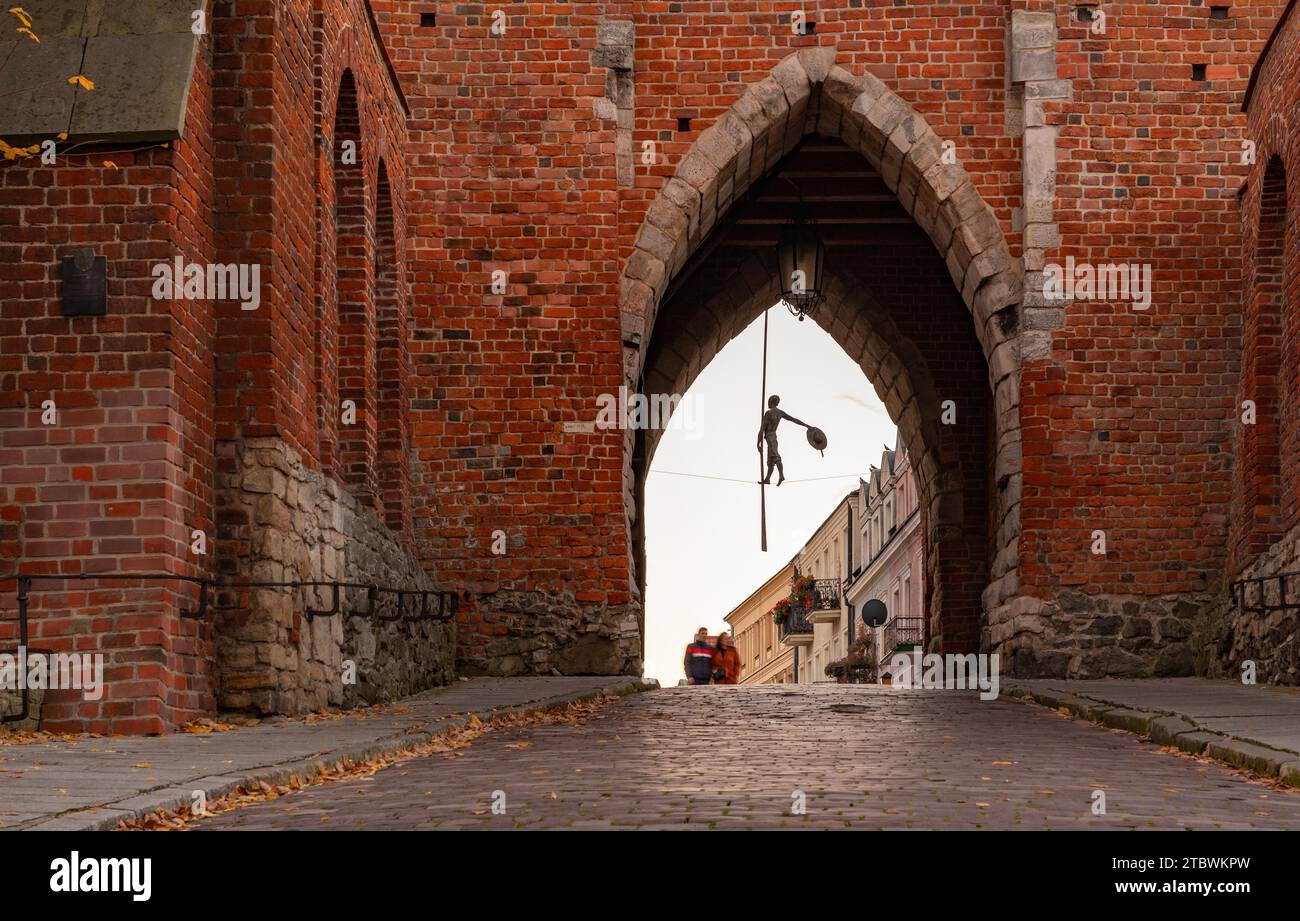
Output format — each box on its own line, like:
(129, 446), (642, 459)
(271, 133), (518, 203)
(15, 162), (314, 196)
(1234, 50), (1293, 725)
(756, 306), (828, 552)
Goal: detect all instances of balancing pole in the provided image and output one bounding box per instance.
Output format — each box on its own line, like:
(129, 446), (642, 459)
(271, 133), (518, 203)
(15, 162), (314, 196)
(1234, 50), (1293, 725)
(759, 306), (769, 552)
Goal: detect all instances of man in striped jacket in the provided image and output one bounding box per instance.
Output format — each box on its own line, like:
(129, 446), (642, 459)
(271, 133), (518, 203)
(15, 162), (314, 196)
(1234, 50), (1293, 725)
(683, 628), (715, 685)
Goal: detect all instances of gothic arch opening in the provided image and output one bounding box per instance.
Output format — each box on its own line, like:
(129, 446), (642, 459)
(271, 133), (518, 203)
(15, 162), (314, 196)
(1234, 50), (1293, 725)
(622, 51), (1023, 657)
(333, 69), (377, 503)
(1235, 155), (1287, 571)
(374, 159), (411, 535)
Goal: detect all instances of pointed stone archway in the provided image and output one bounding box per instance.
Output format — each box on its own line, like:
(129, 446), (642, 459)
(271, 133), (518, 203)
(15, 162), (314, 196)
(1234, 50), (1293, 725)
(621, 48), (1033, 656)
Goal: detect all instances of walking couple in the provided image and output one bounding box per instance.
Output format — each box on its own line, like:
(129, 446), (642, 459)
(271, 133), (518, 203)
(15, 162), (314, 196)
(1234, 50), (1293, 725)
(683, 627), (742, 685)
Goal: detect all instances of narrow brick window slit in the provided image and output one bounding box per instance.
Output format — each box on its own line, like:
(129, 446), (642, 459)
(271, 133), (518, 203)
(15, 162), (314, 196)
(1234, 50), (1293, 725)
(1192, 63), (1208, 82)
(419, 12), (437, 27)
(677, 116), (692, 133)
(1210, 7), (1230, 21)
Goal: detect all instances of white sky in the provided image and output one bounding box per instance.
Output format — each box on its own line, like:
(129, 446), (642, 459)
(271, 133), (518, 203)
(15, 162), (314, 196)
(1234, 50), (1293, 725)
(644, 304), (897, 685)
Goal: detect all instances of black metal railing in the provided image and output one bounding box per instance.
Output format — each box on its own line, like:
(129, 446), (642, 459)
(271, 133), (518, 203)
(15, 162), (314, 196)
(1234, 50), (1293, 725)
(0, 571), (468, 724)
(1229, 570), (1300, 615)
(881, 616), (924, 658)
(808, 578), (840, 612)
(779, 606), (813, 641)
(790, 578), (840, 613)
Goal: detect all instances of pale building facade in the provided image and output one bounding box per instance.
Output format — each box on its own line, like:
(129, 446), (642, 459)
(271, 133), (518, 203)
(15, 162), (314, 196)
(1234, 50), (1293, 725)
(844, 434), (925, 682)
(727, 432), (922, 686)
(791, 491), (857, 684)
(724, 560), (795, 685)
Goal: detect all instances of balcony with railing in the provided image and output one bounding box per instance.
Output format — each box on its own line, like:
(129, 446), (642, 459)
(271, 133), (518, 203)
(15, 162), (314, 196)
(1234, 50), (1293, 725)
(878, 616), (924, 666)
(805, 578), (842, 624)
(778, 605), (814, 646)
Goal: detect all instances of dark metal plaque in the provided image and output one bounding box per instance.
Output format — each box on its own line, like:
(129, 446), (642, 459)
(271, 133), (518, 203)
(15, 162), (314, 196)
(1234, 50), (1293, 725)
(61, 249), (107, 316)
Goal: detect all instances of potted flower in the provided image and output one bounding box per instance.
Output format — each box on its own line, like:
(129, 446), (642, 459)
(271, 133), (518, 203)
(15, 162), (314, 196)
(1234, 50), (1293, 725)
(772, 599), (791, 625)
(825, 642), (875, 684)
(792, 575), (816, 610)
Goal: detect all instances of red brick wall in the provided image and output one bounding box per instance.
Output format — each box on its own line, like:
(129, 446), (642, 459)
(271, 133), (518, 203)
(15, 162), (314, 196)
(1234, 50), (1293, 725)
(1022, 2), (1287, 605)
(1, 0), (421, 730)
(1240, 2), (1300, 565)
(0, 32), (218, 733)
(210, 0), (422, 710)
(207, 0), (408, 474)
(1214, 1), (1300, 683)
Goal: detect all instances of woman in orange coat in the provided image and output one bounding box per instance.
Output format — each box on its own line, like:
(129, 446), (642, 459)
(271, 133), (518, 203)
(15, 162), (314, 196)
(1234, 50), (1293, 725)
(711, 632), (743, 685)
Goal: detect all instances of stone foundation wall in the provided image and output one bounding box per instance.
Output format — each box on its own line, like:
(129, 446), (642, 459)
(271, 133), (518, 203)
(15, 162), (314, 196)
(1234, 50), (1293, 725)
(989, 590), (1211, 679)
(215, 437), (453, 715)
(1194, 524), (1300, 686)
(458, 590), (641, 678)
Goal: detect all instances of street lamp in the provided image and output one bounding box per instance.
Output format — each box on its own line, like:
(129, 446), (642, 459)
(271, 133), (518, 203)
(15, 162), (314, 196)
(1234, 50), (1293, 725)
(776, 214), (826, 321)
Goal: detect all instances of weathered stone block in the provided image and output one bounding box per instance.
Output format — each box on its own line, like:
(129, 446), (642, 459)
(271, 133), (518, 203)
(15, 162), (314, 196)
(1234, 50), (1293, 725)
(1011, 11), (1056, 51)
(1011, 47), (1056, 84)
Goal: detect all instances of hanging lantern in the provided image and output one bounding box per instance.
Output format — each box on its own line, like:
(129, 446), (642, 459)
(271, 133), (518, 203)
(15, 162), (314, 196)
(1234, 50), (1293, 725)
(776, 215), (826, 321)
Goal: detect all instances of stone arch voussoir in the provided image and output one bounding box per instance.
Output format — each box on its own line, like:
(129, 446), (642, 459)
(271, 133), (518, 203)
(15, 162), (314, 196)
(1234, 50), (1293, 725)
(624, 51), (1021, 384)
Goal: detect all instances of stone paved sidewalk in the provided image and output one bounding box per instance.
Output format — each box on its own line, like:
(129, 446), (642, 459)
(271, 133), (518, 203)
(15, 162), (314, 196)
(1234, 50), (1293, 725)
(1007, 677), (1300, 784)
(0, 676), (653, 831)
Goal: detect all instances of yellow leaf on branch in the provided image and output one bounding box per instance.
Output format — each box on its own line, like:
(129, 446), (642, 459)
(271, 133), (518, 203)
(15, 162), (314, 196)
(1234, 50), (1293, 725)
(9, 7), (31, 28)
(0, 138), (40, 160)
(67, 74), (95, 91)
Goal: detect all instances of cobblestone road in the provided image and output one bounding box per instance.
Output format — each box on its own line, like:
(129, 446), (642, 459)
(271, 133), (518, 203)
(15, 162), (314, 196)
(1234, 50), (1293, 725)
(197, 685), (1300, 830)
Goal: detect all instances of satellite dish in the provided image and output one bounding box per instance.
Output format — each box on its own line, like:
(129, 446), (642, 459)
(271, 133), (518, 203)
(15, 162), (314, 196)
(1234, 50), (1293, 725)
(861, 599), (888, 628)
(806, 427), (828, 453)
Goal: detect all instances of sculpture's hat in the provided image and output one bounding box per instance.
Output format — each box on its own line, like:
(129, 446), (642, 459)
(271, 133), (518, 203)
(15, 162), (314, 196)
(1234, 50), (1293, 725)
(806, 427), (828, 451)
